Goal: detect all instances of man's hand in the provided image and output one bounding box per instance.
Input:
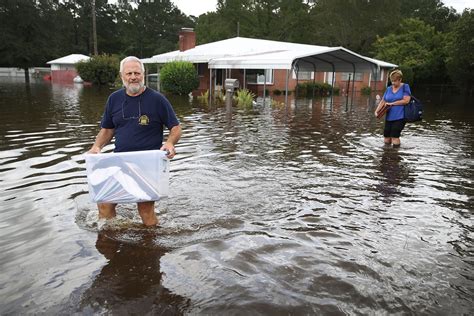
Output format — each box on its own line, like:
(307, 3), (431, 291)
(161, 125), (182, 159)
(88, 144), (102, 154)
(160, 143), (176, 159)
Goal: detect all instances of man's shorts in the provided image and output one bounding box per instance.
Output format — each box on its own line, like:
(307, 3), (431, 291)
(384, 119), (406, 138)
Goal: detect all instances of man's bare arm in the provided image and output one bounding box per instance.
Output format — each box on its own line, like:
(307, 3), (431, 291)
(160, 125), (182, 158)
(89, 128), (115, 153)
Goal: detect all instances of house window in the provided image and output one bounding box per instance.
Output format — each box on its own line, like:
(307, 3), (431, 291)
(246, 69), (273, 85)
(292, 70), (314, 80)
(341, 72), (363, 81)
(196, 63), (206, 77)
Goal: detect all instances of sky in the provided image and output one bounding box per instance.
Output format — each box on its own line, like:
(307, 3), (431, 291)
(171, 0), (472, 17)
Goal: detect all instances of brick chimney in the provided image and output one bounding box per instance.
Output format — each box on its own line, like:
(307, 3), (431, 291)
(179, 28), (196, 52)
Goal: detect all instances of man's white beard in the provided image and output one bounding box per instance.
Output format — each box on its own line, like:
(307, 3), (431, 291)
(124, 80), (144, 94)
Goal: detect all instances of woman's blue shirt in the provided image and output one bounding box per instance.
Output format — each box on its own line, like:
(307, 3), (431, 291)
(383, 83), (411, 121)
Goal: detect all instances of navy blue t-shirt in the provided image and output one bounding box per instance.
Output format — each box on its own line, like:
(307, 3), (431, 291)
(100, 87), (179, 152)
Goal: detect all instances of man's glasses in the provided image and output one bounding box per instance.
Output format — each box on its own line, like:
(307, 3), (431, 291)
(121, 98), (142, 120)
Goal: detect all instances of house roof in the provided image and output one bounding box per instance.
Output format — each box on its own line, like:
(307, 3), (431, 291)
(47, 54), (90, 65)
(142, 37), (396, 72)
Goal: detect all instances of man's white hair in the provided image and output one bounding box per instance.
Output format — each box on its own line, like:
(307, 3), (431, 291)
(120, 56), (145, 74)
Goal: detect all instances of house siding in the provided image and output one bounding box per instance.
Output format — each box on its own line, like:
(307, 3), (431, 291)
(192, 66), (389, 96)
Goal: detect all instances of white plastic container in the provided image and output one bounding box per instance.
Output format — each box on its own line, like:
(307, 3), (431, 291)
(85, 150), (169, 203)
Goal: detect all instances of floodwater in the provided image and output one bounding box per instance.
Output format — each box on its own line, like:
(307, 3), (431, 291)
(0, 79), (472, 315)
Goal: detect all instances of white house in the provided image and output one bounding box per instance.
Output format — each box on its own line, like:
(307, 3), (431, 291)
(142, 29), (397, 97)
(47, 54), (90, 83)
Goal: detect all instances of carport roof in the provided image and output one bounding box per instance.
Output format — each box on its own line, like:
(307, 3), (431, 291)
(142, 37), (396, 72)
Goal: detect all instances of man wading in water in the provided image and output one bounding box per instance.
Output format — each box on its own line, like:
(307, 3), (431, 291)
(88, 56), (181, 226)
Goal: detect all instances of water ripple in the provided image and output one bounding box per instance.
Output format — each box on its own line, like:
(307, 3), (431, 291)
(0, 84), (472, 314)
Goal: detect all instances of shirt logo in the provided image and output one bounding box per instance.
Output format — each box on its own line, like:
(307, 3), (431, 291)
(139, 115), (149, 125)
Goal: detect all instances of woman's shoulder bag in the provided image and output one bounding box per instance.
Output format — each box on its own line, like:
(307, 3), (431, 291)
(403, 84), (423, 122)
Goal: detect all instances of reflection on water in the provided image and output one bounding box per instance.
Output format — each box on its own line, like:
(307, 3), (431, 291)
(78, 229), (188, 314)
(0, 80), (473, 315)
(376, 147), (412, 201)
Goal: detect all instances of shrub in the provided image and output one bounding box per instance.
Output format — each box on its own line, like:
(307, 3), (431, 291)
(273, 89), (282, 95)
(76, 54), (120, 85)
(160, 61), (199, 95)
(235, 89), (256, 107)
(361, 86), (372, 95)
(197, 90), (209, 104)
(296, 81), (335, 96)
(215, 89), (225, 103)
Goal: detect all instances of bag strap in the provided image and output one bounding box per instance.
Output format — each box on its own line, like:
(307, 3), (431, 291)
(402, 83), (410, 96)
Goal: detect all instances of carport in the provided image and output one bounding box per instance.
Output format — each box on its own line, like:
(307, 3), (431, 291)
(209, 46), (395, 105)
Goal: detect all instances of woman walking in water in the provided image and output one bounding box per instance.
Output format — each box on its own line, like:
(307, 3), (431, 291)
(375, 69), (411, 147)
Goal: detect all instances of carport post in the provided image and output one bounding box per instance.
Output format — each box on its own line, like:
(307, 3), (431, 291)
(285, 69), (289, 105)
(331, 69), (335, 107)
(345, 73), (351, 108)
(209, 68), (212, 104)
(374, 67), (379, 95)
(351, 69), (356, 106)
(263, 70), (266, 102)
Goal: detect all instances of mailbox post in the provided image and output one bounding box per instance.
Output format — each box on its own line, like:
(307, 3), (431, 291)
(224, 79), (239, 109)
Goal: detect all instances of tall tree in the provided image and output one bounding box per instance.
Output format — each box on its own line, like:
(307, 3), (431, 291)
(372, 18), (446, 84)
(196, 0), (254, 43)
(272, 0), (313, 43)
(400, 0), (459, 32)
(309, 0), (397, 54)
(0, 0), (50, 82)
(445, 10), (474, 92)
(119, 0), (193, 57)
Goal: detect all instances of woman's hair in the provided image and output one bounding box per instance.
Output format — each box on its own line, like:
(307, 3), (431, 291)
(390, 69), (403, 81)
(120, 56), (145, 74)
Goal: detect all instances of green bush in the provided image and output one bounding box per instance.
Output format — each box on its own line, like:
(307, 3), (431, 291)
(361, 86), (372, 95)
(197, 90), (209, 104)
(76, 54), (120, 85)
(296, 81), (335, 96)
(273, 89), (282, 95)
(235, 89), (256, 107)
(160, 61), (199, 95)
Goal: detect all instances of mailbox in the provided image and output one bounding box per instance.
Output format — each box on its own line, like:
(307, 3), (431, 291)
(225, 79), (239, 92)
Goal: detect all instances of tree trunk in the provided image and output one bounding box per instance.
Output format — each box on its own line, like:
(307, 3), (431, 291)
(92, 0), (98, 55)
(24, 68), (30, 84)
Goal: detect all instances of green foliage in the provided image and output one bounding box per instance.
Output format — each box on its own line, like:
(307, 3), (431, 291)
(76, 55), (120, 85)
(271, 99), (285, 108)
(400, 0), (459, 32)
(235, 89), (256, 107)
(397, 66), (415, 86)
(372, 18), (446, 84)
(308, 0), (397, 54)
(215, 90), (226, 103)
(445, 10), (474, 92)
(120, 0), (194, 57)
(160, 61), (199, 95)
(361, 86), (372, 95)
(197, 90), (209, 104)
(0, 0), (470, 89)
(0, 0), (51, 78)
(296, 82), (335, 96)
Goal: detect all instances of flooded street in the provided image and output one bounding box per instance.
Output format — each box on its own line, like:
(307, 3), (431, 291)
(0, 80), (472, 315)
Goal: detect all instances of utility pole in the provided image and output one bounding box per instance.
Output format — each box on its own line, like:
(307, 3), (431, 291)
(92, 0), (98, 55)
